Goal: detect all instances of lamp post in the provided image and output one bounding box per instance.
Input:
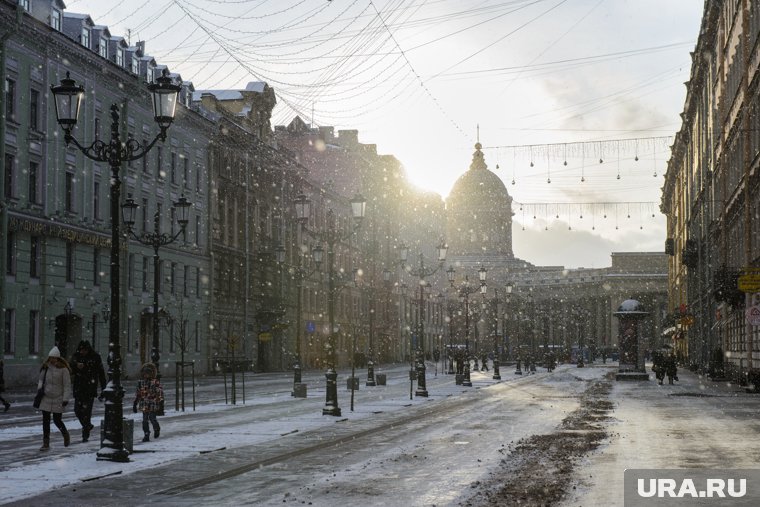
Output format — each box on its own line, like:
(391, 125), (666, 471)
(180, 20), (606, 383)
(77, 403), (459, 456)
(448, 266), (487, 387)
(398, 241), (448, 397)
(51, 69), (180, 462)
(293, 192), (366, 416)
(122, 196), (191, 374)
(275, 243), (319, 392)
(445, 298), (456, 374)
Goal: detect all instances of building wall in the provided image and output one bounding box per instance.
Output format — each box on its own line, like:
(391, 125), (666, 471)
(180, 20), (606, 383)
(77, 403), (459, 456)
(661, 0), (760, 376)
(1, 0), (213, 385)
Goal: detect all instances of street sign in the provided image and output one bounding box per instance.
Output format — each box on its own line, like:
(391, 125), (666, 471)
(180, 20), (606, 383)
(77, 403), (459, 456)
(747, 305), (760, 326)
(738, 274), (760, 292)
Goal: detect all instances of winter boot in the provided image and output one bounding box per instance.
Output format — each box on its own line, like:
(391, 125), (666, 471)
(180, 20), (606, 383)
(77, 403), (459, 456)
(40, 437), (50, 451)
(82, 426), (89, 442)
(153, 426), (160, 439)
(62, 429), (70, 447)
(142, 434), (150, 442)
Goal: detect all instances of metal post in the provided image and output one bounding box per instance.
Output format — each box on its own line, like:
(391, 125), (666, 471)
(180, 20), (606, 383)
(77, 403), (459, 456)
(152, 213), (161, 373)
(97, 106), (128, 462)
(463, 293), (472, 386)
(323, 236), (341, 416)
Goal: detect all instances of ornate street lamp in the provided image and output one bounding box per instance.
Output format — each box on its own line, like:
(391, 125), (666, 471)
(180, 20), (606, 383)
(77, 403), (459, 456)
(122, 196), (192, 376)
(449, 267), (487, 387)
(398, 241), (448, 397)
(292, 192), (366, 416)
(51, 68), (180, 462)
(275, 243), (319, 393)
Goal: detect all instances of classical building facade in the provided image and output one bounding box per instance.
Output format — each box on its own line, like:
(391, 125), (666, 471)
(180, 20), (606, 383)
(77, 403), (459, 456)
(661, 0), (760, 377)
(445, 144), (668, 361)
(1, 0), (213, 384)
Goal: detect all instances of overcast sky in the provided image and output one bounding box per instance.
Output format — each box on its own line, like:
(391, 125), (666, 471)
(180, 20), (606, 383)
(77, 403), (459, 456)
(66, 0), (705, 268)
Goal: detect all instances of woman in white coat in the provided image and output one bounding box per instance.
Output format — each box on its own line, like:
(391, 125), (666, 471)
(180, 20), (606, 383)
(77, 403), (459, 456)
(37, 346), (72, 450)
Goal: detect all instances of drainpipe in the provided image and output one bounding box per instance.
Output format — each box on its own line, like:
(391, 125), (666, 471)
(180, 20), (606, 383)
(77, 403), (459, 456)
(0, 5), (22, 361)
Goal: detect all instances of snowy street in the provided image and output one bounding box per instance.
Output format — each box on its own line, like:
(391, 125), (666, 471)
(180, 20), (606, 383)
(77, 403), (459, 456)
(2, 362), (760, 506)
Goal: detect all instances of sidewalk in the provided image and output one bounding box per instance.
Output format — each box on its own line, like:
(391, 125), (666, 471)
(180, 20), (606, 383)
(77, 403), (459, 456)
(562, 363), (760, 506)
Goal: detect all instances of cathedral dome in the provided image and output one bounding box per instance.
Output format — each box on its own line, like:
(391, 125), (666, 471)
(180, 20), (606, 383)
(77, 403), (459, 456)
(445, 143), (514, 258)
(447, 143), (511, 208)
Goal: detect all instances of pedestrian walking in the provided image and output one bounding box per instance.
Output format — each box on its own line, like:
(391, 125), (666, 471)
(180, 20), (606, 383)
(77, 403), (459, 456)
(70, 340), (107, 442)
(37, 346), (72, 451)
(0, 358), (11, 412)
(133, 363), (164, 442)
(480, 353), (489, 372)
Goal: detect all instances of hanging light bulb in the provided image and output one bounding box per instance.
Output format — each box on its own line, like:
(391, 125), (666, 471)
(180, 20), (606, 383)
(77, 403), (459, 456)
(496, 164), (500, 170)
(547, 177), (551, 184)
(530, 161), (534, 167)
(653, 170), (657, 177)
(556, 213), (559, 219)
(599, 158), (603, 164)
(635, 155), (639, 161)
(580, 214), (583, 219)
(581, 176), (585, 182)
(511, 178), (515, 185)
(545, 225), (548, 230)
(592, 226), (595, 230)
(616, 174), (621, 180)
(604, 214), (607, 218)
(615, 225), (618, 230)
(568, 225), (571, 230)
(563, 160), (567, 166)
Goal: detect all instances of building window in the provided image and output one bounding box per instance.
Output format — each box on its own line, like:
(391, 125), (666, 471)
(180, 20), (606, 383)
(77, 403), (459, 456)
(128, 253), (135, 290)
(4, 309), (15, 355)
(4, 153), (14, 199)
(4, 78), (15, 120)
(28, 310), (40, 355)
(28, 161), (39, 204)
(81, 28), (91, 49)
(195, 163), (201, 192)
(127, 315), (133, 352)
(171, 152), (177, 184)
(30, 89), (39, 131)
(142, 256), (149, 292)
(116, 48), (124, 67)
(93, 180), (100, 220)
(170, 207), (176, 236)
(183, 265), (189, 297)
(195, 215), (201, 247)
(99, 37), (108, 58)
(18, 0), (30, 12)
(142, 140), (149, 173)
(65, 171), (75, 212)
(51, 9), (62, 30)
(5, 232), (16, 275)
(195, 266), (201, 297)
(156, 146), (163, 179)
(93, 247), (101, 286)
(30, 236), (40, 279)
(183, 157), (189, 187)
(169, 320), (175, 353)
(194, 320), (200, 352)
(132, 57), (139, 75)
(171, 262), (177, 295)
(65, 242), (75, 283)
(142, 198), (149, 233)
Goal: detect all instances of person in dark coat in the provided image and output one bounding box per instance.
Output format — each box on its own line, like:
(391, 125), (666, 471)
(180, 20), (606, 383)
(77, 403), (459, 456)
(37, 346), (72, 451)
(70, 340), (107, 442)
(133, 363), (164, 442)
